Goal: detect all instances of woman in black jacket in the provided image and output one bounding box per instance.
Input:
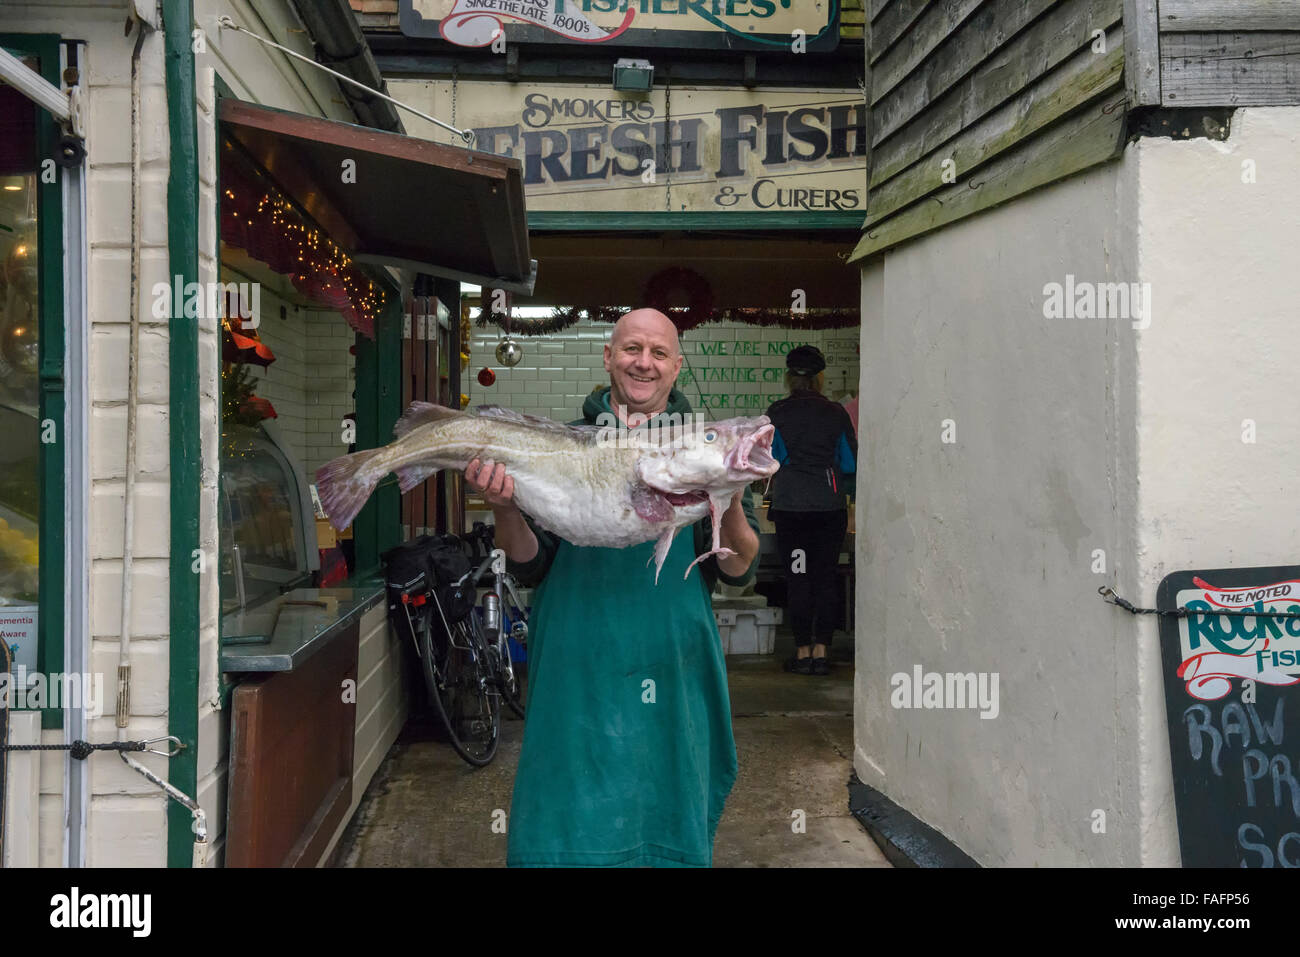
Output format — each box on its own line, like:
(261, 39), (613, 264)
(765, 346), (857, 676)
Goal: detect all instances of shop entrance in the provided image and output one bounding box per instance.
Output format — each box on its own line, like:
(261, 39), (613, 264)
(463, 228), (861, 633)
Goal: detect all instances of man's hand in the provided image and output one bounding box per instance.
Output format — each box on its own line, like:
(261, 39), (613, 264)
(465, 458), (516, 510)
(464, 458), (538, 563)
(716, 488), (759, 580)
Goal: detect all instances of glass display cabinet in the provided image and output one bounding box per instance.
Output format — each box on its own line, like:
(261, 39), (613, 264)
(219, 423), (319, 616)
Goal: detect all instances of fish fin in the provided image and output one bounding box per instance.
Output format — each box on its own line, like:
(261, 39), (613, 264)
(473, 405), (604, 444)
(393, 401), (461, 439)
(395, 464), (440, 494)
(651, 528), (677, 585)
(316, 448), (386, 531)
(684, 546), (737, 580)
(630, 483), (674, 524)
(683, 492), (738, 580)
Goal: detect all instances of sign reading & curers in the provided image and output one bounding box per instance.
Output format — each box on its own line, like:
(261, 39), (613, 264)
(400, 0), (840, 51)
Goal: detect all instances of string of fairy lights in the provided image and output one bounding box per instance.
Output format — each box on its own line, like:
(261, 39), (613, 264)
(219, 142), (385, 337)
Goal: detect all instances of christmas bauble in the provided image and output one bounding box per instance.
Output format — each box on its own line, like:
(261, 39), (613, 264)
(495, 336), (523, 367)
(477, 366), (496, 387)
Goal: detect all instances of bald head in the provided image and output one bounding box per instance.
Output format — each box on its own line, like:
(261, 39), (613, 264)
(610, 308), (680, 356)
(603, 307), (684, 419)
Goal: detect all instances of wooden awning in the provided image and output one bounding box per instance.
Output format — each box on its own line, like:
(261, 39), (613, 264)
(219, 98), (535, 293)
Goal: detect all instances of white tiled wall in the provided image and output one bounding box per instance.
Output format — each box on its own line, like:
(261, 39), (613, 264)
(244, 292), (356, 478)
(468, 317), (860, 422)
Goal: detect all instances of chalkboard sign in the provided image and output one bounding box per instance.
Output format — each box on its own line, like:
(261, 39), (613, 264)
(1157, 565), (1300, 867)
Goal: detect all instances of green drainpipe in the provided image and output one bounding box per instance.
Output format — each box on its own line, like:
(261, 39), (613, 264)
(163, 0), (200, 868)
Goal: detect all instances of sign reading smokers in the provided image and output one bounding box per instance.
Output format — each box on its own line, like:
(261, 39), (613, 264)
(401, 0), (840, 50)
(391, 81), (867, 212)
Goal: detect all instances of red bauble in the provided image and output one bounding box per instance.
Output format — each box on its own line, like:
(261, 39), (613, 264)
(477, 367), (496, 387)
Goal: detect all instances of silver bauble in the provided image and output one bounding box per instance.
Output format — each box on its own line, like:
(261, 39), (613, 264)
(495, 336), (524, 367)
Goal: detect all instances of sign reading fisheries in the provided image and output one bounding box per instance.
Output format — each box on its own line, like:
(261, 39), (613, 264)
(1156, 565), (1300, 867)
(400, 0), (840, 51)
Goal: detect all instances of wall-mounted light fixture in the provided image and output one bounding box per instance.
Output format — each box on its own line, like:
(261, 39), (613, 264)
(612, 58), (654, 92)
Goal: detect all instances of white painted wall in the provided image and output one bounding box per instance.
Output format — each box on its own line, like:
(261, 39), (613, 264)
(854, 107), (1300, 866)
(2, 0), (385, 867)
(1127, 107), (1300, 866)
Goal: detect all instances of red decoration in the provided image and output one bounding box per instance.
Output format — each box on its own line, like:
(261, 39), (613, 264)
(477, 367), (496, 387)
(643, 266), (714, 331)
(221, 316), (276, 368)
(239, 396), (278, 421)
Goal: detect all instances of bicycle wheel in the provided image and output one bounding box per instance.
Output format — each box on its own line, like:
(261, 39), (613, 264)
(423, 612), (499, 767)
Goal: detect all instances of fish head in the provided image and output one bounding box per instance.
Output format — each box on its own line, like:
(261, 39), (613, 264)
(634, 415), (780, 497)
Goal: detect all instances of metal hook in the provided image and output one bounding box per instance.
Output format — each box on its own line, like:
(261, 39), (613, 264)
(142, 735), (184, 758)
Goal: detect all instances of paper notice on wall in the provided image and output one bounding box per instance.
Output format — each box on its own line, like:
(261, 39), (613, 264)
(0, 605), (38, 678)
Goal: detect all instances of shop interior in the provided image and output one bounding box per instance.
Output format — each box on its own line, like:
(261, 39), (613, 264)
(0, 63), (42, 680)
(464, 229), (862, 648)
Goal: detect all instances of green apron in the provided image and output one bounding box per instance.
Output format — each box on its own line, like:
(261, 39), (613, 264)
(505, 528), (738, 867)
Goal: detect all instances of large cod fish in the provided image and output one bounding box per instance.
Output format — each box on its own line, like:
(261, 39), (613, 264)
(316, 402), (780, 582)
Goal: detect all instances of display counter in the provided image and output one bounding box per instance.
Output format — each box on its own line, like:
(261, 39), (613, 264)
(220, 584), (385, 673)
(220, 581), (386, 867)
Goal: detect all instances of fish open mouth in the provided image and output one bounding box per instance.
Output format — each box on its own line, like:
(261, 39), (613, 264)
(733, 424), (778, 475)
(664, 490), (709, 506)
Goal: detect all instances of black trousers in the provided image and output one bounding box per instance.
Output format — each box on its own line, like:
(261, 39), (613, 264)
(771, 509), (848, 648)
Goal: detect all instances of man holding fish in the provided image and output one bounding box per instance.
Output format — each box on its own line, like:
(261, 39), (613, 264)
(466, 307), (762, 867)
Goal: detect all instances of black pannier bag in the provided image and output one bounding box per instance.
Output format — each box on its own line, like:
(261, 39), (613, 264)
(426, 534), (476, 624)
(381, 534), (475, 630)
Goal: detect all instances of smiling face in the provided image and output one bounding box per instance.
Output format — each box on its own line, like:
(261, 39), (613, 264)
(604, 309), (684, 420)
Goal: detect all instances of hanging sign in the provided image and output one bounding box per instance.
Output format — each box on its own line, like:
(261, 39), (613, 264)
(391, 81), (866, 214)
(1156, 565), (1300, 867)
(400, 0), (840, 51)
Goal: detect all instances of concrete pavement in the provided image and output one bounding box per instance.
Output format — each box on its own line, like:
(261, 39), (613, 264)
(334, 628), (888, 867)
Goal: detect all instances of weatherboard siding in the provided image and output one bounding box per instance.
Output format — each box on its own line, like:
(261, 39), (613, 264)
(853, 0), (1127, 262)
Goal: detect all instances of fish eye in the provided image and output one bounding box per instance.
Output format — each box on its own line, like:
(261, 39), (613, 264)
(704, 430), (717, 443)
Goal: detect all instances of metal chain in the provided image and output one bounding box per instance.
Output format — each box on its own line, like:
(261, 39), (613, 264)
(1099, 586), (1300, 619)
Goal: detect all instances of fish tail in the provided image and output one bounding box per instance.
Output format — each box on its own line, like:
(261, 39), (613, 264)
(316, 447), (387, 531)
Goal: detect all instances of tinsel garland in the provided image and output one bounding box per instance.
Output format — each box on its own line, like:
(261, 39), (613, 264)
(474, 304), (860, 336)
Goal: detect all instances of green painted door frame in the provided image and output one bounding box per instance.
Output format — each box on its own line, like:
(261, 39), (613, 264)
(352, 285), (403, 578)
(163, 0), (201, 869)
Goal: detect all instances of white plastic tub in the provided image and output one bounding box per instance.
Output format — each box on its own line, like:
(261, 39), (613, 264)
(713, 603), (783, 655)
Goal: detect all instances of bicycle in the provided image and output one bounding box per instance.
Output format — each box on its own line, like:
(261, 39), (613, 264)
(457, 522), (529, 722)
(388, 527), (528, 768)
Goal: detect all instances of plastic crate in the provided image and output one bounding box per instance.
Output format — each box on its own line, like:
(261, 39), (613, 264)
(713, 605), (782, 655)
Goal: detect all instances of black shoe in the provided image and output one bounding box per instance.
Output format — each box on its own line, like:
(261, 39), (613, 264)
(811, 657), (830, 676)
(785, 656), (813, 675)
